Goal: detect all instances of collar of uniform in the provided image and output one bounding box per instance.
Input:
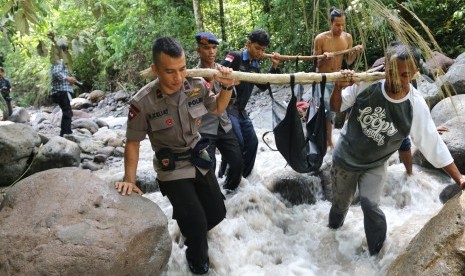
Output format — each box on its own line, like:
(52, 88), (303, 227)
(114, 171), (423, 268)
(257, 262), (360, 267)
(242, 50), (259, 68)
(151, 79), (187, 105)
(196, 61), (218, 69)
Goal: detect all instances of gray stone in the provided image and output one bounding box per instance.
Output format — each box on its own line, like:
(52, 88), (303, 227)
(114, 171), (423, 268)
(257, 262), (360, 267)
(0, 168), (171, 276)
(269, 170), (323, 206)
(7, 107), (31, 123)
(25, 136), (81, 177)
(0, 122), (41, 186)
(430, 94), (465, 126)
(388, 191), (465, 276)
(72, 118), (100, 134)
(413, 116), (465, 173)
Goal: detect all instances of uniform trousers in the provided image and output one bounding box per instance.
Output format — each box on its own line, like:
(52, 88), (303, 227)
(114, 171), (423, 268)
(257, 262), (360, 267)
(228, 111), (258, 177)
(51, 92), (73, 136)
(158, 168), (226, 266)
(201, 127), (243, 190)
(329, 163), (387, 255)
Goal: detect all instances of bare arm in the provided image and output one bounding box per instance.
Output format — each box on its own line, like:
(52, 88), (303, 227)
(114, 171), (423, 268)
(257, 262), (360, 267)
(313, 35), (324, 70)
(399, 149), (413, 175)
(330, 70), (356, 112)
(330, 84), (343, 112)
(212, 65), (235, 115)
(442, 162), (465, 189)
(115, 139), (143, 195)
(345, 35), (356, 66)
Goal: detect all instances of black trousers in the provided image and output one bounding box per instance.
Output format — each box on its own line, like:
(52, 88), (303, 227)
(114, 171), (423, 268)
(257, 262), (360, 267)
(51, 92), (73, 136)
(201, 127), (243, 190)
(1, 95), (12, 116)
(158, 169), (226, 265)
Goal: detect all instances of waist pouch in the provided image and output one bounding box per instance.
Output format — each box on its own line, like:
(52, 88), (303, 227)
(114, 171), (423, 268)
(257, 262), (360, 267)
(155, 148), (177, 171)
(190, 137), (215, 169)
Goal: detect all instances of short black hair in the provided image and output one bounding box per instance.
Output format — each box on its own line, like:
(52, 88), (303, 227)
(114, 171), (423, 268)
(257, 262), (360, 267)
(329, 7), (345, 23)
(386, 41), (421, 69)
(0, 67), (4, 73)
(152, 37), (184, 64)
(248, 29), (270, 47)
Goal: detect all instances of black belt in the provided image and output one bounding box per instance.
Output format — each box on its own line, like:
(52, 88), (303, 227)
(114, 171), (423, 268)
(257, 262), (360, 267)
(173, 149), (192, 161)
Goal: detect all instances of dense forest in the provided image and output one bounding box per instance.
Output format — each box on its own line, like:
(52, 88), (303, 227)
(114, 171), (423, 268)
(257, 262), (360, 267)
(1, 0), (464, 107)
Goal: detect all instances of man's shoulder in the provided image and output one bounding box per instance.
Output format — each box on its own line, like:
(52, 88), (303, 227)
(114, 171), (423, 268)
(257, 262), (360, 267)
(342, 32), (353, 41)
(132, 80), (159, 103)
(223, 50), (242, 60)
(315, 31), (331, 40)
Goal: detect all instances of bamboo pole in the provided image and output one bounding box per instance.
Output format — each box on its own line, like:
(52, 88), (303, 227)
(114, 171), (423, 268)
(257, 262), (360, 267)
(139, 68), (385, 84)
(262, 46), (360, 61)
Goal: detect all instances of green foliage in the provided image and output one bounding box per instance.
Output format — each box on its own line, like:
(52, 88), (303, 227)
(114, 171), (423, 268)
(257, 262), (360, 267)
(400, 0), (465, 57)
(4, 46), (50, 107)
(1, 0), (464, 108)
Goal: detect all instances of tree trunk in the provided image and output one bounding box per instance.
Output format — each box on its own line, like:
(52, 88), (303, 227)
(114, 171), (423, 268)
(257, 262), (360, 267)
(219, 0), (226, 42)
(193, 0), (203, 32)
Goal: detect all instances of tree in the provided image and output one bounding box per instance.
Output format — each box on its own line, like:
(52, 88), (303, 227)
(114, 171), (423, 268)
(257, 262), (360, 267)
(193, 0), (204, 32)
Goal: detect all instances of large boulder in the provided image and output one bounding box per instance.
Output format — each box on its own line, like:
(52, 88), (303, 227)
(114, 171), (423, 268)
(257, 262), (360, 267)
(0, 168), (171, 276)
(423, 51), (455, 78)
(439, 62), (465, 97)
(416, 74), (442, 108)
(7, 107), (30, 123)
(0, 122), (41, 187)
(24, 136), (81, 177)
(413, 116), (465, 173)
(430, 94), (465, 126)
(387, 191), (465, 276)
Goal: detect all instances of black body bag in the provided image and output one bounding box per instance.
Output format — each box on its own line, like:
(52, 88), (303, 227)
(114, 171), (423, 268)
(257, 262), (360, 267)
(270, 74), (327, 173)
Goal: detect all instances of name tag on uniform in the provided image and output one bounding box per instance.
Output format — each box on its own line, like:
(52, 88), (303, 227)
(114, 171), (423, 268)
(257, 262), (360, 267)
(147, 109), (169, 120)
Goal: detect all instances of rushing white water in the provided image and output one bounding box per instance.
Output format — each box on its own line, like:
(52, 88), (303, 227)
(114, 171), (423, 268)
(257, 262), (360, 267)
(152, 132), (450, 274)
(100, 88), (454, 275)
(143, 128), (451, 276)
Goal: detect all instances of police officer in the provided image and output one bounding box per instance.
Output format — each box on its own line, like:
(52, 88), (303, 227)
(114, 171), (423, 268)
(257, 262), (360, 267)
(195, 32), (243, 191)
(220, 29), (281, 177)
(115, 37), (235, 275)
(0, 67), (13, 117)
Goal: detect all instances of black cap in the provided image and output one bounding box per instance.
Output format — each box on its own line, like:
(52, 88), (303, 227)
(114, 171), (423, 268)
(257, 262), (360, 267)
(195, 32), (219, 45)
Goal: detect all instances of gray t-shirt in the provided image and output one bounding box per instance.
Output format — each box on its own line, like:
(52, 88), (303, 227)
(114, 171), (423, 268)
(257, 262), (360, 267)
(333, 80), (453, 170)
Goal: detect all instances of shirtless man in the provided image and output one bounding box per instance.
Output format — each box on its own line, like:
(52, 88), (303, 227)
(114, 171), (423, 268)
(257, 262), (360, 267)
(313, 6), (363, 149)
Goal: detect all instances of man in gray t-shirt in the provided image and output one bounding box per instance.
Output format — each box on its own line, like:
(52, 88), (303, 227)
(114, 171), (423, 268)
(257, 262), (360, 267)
(328, 41), (465, 256)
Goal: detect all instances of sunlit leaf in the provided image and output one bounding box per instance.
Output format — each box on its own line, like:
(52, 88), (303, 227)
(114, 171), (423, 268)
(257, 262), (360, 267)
(21, 0), (40, 25)
(1, 0), (15, 14)
(13, 11), (29, 35)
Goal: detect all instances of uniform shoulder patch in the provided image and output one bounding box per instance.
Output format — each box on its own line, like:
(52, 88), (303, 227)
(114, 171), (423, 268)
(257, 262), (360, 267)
(128, 104), (140, 120)
(225, 54), (235, 62)
(203, 79), (211, 90)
